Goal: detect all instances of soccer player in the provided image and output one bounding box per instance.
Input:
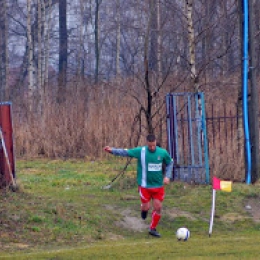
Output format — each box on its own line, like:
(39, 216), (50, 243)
(104, 134), (173, 237)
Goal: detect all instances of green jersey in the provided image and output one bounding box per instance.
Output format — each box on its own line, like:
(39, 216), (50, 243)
(127, 146), (173, 188)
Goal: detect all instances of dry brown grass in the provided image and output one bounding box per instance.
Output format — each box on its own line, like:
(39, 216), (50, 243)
(11, 73), (253, 180)
(13, 80), (144, 159)
(209, 137), (245, 181)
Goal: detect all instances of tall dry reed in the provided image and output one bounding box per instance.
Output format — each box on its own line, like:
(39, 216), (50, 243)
(11, 73), (251, 180)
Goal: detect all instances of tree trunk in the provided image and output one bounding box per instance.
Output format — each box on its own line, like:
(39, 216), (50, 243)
(77, 0), (85, 81)
(27, 0), (36, 111)
(94, 0), (102, 84)
(58, 0), (67, 102)
(255, 0), (260, 76)
(248, 0), (259, 183)
(149, 0), (157, 72)
(185, 0), (198, 92)
(157, 0), (162, 83)
(37, 0), (43, 112)
(0, 0), (8, 101)
(115, 0), (121, 76)
(43, 0), (52, 89)
(237, 0), (244, 152)
(94, 0), (103, 84)
(144, 1), (153, 134)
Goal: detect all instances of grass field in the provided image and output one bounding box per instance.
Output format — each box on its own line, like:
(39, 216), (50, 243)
(0, 158), (260, 259)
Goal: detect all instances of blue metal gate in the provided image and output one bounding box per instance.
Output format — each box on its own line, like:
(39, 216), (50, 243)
(166, 92), (210, 184)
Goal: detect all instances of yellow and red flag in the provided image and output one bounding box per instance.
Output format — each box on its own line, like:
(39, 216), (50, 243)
(209, 176), (233, 236)
(212, 176), (232, 192)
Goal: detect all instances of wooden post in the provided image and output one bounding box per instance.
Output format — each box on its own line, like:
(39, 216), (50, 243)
(248, 0), (259, 183)
(0, 102), (16, 188)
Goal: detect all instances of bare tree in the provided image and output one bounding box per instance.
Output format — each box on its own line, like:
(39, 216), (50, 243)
(185, 0), (198, 91)
(43, 0), (53, 89)
(149, 0), (157, 73)
(27, 0), (36, 111)
(156, 0), (162, 83)
(76, 0), (86, 81)
(58, 0), (68, 102)
(94, 0), (102, 83)
(254, 0), (260, 73)
(115, 0), (121, 76)
(37, 0), (43, 91)
(0, 0), (8, 100)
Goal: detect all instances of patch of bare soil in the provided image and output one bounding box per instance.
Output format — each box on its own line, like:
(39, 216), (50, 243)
(116, 209), (149, 231)
(116, 207), (196, 231)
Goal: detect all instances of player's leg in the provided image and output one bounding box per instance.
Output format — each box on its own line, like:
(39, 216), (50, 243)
(149, 187), (164, 237)
(150, 199), (162, 229)
(141, 202), (150, 219)
(138, 186), (151, 220)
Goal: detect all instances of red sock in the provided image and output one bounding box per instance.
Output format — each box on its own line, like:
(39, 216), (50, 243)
(150, 210), (161, 229)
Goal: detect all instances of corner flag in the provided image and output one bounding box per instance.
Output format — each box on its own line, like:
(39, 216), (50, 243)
(212, 176), (232, 192)
(209, 177), (232, 236)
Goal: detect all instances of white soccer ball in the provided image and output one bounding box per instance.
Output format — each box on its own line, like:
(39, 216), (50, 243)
(176, 227), (190, 241)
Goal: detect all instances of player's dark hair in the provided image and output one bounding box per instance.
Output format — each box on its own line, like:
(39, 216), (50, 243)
(146, 134), (156, 142)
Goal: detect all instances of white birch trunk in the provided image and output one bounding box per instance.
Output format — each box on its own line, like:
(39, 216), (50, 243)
(27, 0), (36, 111)
(185, 0), (198, 91)
(37, 0), (44, 113)
(43, 0), (52, 89)
(38, 0), (42, 90)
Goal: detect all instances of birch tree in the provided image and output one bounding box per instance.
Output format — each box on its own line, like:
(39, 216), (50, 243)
(37, 0), (43, 91)
(185, 0), (198, 91)
(43, 0), (53, 89)
(27, 0), (36, 111)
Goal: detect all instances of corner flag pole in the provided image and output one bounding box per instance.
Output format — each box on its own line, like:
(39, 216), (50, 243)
(209, 189), (216, 237)
(209, 177), (232, 236)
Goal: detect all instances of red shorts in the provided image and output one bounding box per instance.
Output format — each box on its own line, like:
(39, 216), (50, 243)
(138, 186), (165, 203)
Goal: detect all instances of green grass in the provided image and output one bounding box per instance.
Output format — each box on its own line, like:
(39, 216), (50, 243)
(2, 235), (260, 260)
(0, 158), (260, 259)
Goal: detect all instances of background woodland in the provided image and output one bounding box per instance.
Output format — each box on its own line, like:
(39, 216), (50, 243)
(0, 0), (259, 179)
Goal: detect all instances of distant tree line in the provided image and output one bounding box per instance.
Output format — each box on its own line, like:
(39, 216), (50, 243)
(0, 0), (259, 161)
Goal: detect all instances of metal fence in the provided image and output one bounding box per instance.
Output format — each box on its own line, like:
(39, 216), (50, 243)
(166, 92), (210, 184)
(206, 103), (243, 157)
(167, 93), (246, 183)
(205, 102), (245, 181)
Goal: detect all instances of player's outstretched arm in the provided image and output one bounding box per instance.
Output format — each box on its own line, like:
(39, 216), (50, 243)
(104, 146), (129, 157)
